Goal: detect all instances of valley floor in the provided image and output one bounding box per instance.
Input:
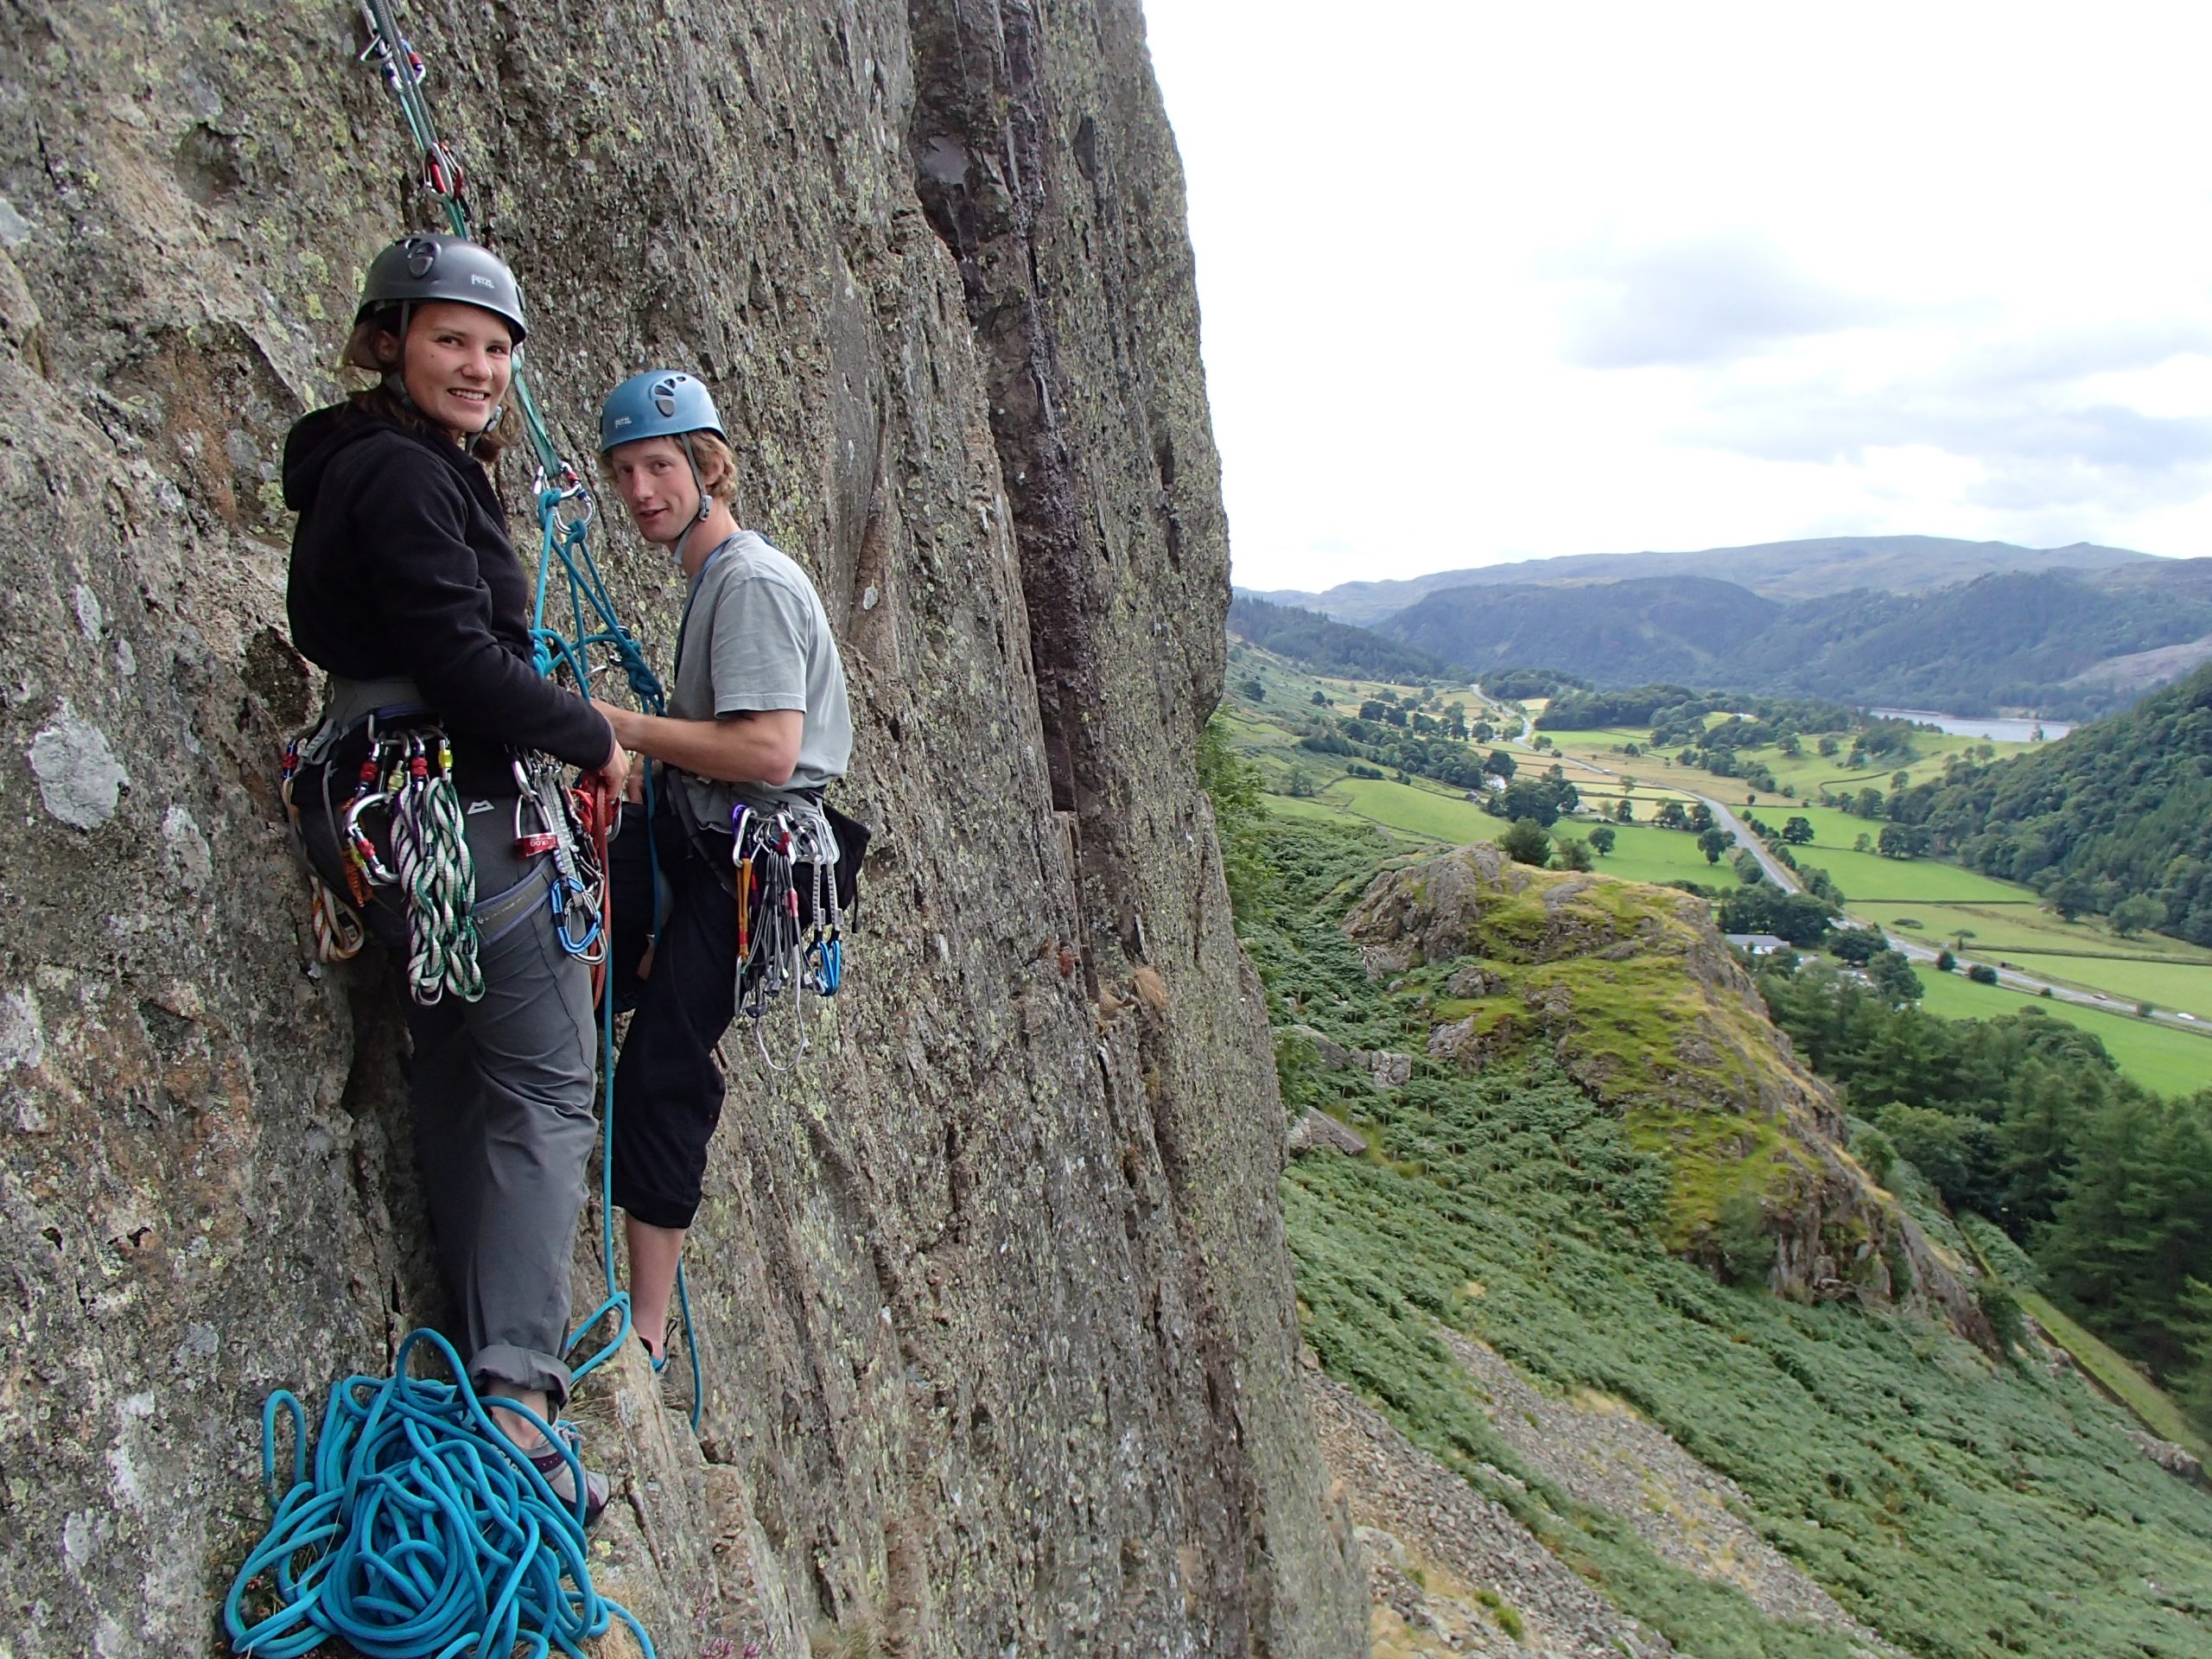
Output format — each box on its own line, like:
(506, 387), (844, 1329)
(1217, 652), (2212, 1092)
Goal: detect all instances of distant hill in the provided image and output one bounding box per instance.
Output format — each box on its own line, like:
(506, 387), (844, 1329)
(1385, 576), (1779, 689)
(1375, 567), (2212, 718)
(1255, 536), (2157, 622)
(1224, 594), (1452, 682)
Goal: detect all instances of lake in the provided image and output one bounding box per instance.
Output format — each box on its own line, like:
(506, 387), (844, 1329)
(1866, 707), (2074, 741)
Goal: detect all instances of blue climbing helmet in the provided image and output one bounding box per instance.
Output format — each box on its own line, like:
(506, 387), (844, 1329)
(598, 371), (725, 453)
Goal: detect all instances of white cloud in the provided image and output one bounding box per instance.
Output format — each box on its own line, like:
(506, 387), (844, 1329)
(1548, 232), (1901, 369)
(1140, 0), (2212, 588)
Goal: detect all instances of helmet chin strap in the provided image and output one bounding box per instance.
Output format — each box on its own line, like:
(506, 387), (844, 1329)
(669, 431), (717, 569)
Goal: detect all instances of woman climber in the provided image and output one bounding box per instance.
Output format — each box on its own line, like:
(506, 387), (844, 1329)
(280, 233), (626, 1519)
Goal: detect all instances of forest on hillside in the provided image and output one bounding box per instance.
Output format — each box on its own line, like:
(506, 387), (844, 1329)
(1377, 569), (2212, 718)
(1226, 593), (1452, 680)
(1885, 663), (2212, 944)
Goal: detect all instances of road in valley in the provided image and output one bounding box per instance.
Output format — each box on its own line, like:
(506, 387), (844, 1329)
(1469, 697), (2212, 1038)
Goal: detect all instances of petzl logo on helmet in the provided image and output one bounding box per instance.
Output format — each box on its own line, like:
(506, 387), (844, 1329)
(470, 273), (495, 289)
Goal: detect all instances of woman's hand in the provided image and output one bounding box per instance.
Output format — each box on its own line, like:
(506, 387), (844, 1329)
(587, 715), (630, 805)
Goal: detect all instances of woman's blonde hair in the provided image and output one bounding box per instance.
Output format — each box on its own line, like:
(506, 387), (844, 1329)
(340, 308), (512, 464)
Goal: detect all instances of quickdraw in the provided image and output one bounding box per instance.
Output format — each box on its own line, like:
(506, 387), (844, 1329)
(731, 804), (846, 1064)
(515, 753), (607, 967)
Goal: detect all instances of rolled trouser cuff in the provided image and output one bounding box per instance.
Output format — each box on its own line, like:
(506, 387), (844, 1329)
(472, 1343), (574, 1411)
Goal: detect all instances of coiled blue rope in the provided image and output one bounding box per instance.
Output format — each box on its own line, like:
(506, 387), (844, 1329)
(223, 1328), (654, 1658)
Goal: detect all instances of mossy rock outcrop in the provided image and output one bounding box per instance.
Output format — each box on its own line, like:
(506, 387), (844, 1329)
(1344, 846), (1993, 1349)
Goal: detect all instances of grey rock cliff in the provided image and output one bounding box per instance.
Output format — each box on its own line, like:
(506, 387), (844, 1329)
(0, 3), (1363, 1654)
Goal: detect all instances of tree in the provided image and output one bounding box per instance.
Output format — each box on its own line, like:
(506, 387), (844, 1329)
(1816, 735), (1840, 758)
(1498, 817), (1552, 867)
(1283, 765), (1317, 798)
(1589, 825), (1617, 856)
(1732, 848), (1765, 886)
(1829, 930), (1883, 965)
(1875, 1103), (1989, 1209)
(1698, 828), (1732, 864)
(1878, 823), (1929, 859)
(1853, 832), (1872, 854)
(1310, 690), (1329, 706)
(2047, 875), (2095, 923)
(1484, 748), (1516, 780)
(1554, 836), (1593, 872)
(1240, 676), (1265, 702)
(2111, 894), (2169, 938)
(1967, 963), (1999, 984)
(1614, 798), (1635, 823)
(1867, 949), (1924, 1004)
(2039, 1091), (2212, 1378)
(1854, 787), (1886, 819)
(1853, 1125), (1897, 1186)
(1782, 817), (1815, 845)
(1654, 800), (1689, 831)
(1935, 948), (1956, 972)
(1688, 802), (1716, 834)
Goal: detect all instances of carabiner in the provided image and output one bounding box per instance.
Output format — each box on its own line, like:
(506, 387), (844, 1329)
(343, 791), (398, 886)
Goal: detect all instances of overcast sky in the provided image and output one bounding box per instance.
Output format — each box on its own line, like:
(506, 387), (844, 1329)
(1139, 1), (2212, 592)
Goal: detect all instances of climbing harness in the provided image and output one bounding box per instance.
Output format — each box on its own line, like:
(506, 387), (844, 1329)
(283, 716), (483, 1006)
(221, 1328), (651, 1658)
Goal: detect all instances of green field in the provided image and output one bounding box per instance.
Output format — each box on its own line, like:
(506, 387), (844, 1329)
(1539, 721), (2038, 803)
(1914, 967), (2212, 1098)
(1575, 821), (1732, 887)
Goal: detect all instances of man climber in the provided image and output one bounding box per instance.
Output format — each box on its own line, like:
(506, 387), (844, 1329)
(593, 371), (855, 1369)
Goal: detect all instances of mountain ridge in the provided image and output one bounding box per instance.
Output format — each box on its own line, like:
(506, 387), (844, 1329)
(1371, 566), (2212, 718)
(1256, 534), (2158, 622)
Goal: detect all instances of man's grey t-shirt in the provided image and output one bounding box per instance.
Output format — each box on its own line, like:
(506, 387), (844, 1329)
(668, 531), (852, 844)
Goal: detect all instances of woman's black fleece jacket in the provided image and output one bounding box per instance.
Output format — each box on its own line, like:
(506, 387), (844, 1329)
(283, 404), (613, 798)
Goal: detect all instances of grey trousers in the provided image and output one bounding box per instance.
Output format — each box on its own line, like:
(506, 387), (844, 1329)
(301, 792), (596, 1407)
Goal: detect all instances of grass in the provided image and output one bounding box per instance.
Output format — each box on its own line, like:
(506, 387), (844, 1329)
(1243, 814), (2212, 1659)
(2012, 1286), (2212, 1464)
(1913, 968), (2212, 1100)
(1579, 823), (1733, 888)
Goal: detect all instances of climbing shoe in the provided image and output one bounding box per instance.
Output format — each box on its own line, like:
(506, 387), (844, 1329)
(528, 1425), (610, 1527)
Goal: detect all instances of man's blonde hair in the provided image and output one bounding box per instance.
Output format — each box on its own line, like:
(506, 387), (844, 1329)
(601, 429), (739, 504)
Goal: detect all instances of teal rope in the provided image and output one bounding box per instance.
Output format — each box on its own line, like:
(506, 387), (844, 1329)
(223, 1328), (654, 1658)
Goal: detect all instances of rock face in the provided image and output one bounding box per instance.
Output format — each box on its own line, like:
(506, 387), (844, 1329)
(1342, 846), (1992, 1348)
(0, 3), (1363, 1655)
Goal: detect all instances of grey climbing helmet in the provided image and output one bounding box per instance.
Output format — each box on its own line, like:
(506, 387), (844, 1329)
(357, 233), (527, 343)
